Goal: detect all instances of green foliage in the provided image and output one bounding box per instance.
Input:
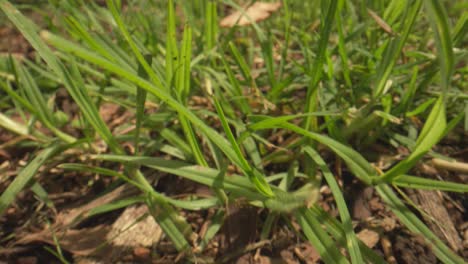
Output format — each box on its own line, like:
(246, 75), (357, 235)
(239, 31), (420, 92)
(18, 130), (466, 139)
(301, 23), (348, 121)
(0, 0), (466, 263)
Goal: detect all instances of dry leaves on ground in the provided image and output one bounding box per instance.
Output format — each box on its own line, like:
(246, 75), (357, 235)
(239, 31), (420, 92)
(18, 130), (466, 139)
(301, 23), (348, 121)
(220, 2), (281, 27)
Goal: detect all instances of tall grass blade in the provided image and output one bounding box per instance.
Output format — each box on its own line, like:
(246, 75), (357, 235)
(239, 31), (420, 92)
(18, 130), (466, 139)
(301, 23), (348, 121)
(212, 94), (273, 197)
(305, 147), (363, 264)
(0, 144), (62, 215)
(377, 185), (465, 263)
(295, 208), (349, 264)
(381, 96), (446, 181)
(373, 0), (422, 98)
(424, 0), (454, 94)
(303, 0), (338, 131)
(106, 0), (164, 90)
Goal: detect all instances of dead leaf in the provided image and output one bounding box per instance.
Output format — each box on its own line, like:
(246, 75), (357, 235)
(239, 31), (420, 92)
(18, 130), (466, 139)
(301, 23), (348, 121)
(293, 243), (320, 263)
(54, 184), (138, 228)
(7, 185), (138, 257)
(357, 229), (380, 248)
(15, 225), (112, 256)
(220, 2), (282, 27)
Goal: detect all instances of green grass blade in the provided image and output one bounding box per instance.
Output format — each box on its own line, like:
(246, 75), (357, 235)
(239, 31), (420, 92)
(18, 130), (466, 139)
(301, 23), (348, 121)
(248, 117), (376, 185)
(424, 0), (454, 94)
(295, 207), (349, 264)
(16, 62), (76, 143)
(212, 92), (273, 197)
(175, 24), (192, 101)
(309, 206), (388, 263)
(0, 1), (62, 75)
(303, 0), (338, 131)
(203, 0), (218, 53)
(304, 147), (363, 264)
(174, 24), (208, 166)
(393, 175), (468, 193)
(0, 112), (30, 136)
(64, 15), (132, 70)
(373, 0), (422, 98)
(65, 60), (123, 154)
(41, 31), (270, 192)
(146, 195), (191, 252)
(335, 0), (352, 94)
(220, 54), (250, 114)
(94, 154), (318, 212)
(0, 1), (122, 153)
(106, 0), (164, 90)
(377, 185), (465, 263)
(165, 0), (178, 89)
(382, 96), (446, 181)
(0, 143), (62, 216)
(135, 55), (151, 155)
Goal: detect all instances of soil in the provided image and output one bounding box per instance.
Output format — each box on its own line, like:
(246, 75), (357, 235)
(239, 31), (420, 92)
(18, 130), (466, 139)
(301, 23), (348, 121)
(0, 12), (467, 264)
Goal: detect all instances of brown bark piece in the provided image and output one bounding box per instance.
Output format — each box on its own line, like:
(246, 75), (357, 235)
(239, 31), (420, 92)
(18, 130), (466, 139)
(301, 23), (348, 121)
(414, 190), (462, 252)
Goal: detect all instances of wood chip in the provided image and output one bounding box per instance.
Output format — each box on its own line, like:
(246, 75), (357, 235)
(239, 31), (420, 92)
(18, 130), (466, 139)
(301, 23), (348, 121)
(357, 229), (380, 248)
(107, 205), (162, 247)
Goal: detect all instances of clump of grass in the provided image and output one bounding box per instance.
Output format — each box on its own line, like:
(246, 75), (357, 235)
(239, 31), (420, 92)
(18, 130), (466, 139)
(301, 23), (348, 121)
(0, 0), (466, 263)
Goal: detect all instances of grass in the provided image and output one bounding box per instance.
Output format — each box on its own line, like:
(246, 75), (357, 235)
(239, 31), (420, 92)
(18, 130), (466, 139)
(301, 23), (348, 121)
(0, 0), (467, 263)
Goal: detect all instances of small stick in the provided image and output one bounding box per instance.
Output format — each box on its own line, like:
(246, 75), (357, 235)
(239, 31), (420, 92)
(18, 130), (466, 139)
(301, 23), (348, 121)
(432, 158), (468, 174)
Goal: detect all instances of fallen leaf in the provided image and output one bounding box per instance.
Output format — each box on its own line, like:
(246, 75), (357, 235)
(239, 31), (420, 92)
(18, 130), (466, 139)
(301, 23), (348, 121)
(14, 225), (112, 256)
(220, 2), (281, 27)
(7, 185), (138, 257)
(357, 229), (380, 248)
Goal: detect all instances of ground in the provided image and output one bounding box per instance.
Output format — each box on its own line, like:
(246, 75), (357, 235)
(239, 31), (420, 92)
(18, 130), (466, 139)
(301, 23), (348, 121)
(0, 6), (467, 264)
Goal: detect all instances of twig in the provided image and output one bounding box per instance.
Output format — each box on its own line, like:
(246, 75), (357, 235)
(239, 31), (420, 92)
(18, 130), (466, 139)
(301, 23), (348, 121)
(431, 158), (468, 174)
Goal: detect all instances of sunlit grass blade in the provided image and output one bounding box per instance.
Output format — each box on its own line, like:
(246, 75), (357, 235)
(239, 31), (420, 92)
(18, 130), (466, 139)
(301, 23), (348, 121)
(0, 1), (62, 74)
(377, 185), (465, 263)
(106, 0), (164, 90)
(335, 0), (352, 100)
(204, 0), (218, 54)
(174, 24), (208, 166)
(40, 31), (280, 197)
(16, 62), (76, 143)
(303, 0), (338, 131)
(373, 0), (422, 98)
(0, 143), (62, 216)
(309, 206), (388, 263)
(381, 96), (446, 181)
(146, 195), (192, 252)
(165, 0), (178, 90)
(0, 1), (122, 153)
(94, 154), (319, 212)
(135, 55), (151, 155)
(63, 15), (133, 71)
(452, 11), (467, 47)
(65, 60), (123, 154)
(304, 147), (363, 264)
(228, 41), (254, 86)
(393, 175), (468, 193)
(60, 163), (219, 212)
(424, 0), (454, 94)
(220, 54), (250, 114)
(160, 128), (192, 158)
(247, 117), (376, 185)
(268, 0), (291, 100)
(175, 25), (192, 101)
(0, 112), (29, 136)
(212, 92), (273, 197)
